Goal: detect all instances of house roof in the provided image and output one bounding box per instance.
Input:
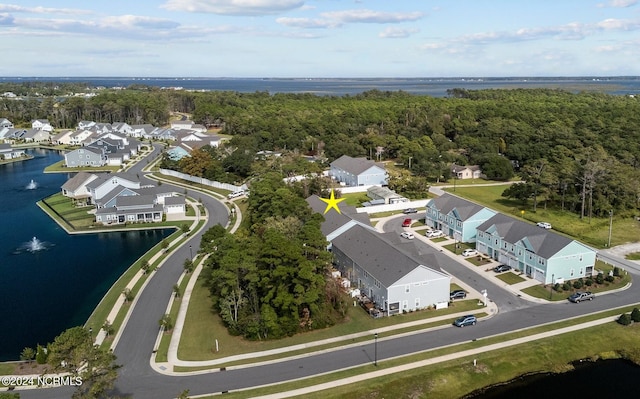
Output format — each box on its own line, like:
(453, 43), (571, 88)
(306, 194), (372, 237)
(428, 193), (489, 221)
(330, 155), (384, 176)
(165, 196), (185, 205)
(477, 213), (576, 258)
(116, 194), (155, 207)
(61, 172), (96, 192)
(451, 164), (481, 173)
(332, 225), (449, 287)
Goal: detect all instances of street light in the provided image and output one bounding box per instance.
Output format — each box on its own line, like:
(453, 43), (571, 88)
(549, 273), (554, 300)
(408, 156), (413, 170)
(608, 210), (613, 247)
(189, 245), (193, 260)
(374, 332), (378, 366)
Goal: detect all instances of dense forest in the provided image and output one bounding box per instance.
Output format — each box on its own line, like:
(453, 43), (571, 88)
(4, 83), (640, 218)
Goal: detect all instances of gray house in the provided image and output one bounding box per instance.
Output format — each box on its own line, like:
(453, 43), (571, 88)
(305, 194), (374, 244)
(331, 225), (451, 315)
(64, 147), (106, 167)
(329, 155), (387, 186)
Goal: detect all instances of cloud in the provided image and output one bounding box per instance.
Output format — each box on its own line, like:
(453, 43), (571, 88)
(0, 4), (92, 15)
(276, 17), (338, 29)
(378, 27), (418, 38)
(0, 12), (15, 25)
(597, 0), (638, 7)
(161, 0), (304, 16)
(320, 9), (424, 24)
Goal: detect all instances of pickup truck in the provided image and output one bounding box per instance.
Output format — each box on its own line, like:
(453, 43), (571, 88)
(568, 291), (595, 303)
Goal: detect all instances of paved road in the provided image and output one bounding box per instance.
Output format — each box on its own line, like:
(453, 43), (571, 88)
(21, 170), (640, 398)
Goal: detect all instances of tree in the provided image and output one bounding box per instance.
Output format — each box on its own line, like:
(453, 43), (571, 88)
(173, 284), (181, 299)
(502, 182), (535, 205)
(102, 320), (114, 337)
(47, 326), (119, 399)
(122, 288), (134, 303)
(141, 259), (150, 274)
(480, 155), (514, 181)
(159, 314), (173, 331)
(183, 258), (194, 273)
(35, 344), (47, 364)
(618, 313), (632, 326)
(631, 308), (640, 323)
(20, 347), (35, 363)
(181, 223), (190, 236)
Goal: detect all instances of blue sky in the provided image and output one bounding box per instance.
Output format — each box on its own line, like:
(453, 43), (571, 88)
(1, 0), (639, 77)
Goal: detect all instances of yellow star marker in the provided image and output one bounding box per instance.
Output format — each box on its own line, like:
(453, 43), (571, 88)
(320, 189), (346, 214)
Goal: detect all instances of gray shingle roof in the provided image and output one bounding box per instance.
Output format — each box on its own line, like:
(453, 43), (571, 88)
(165, 196), (185, 205)
(332, 225), (449, 287)
(306, 194), (371, 237)
(116, 194), (154, 207)
(61, 172), (96, 192)
(429, 193), (489, 221)
(330, 155), (384, 176)
(477, 213), (575, 258)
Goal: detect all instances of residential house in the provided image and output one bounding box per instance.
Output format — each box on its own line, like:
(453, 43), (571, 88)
(425, 193), (496, 243)
(331, 225), (451, 315)
(22, 128), (51, 143)
(170, 120), (195, 130)
(61, 172), (99, 205)
(0, 143), (26, 159)
(329, 155), (387, 186)
(164, 196), (186, 215)
(451, 165), (482, 179)
(85, 173), (141, 206)
(476, 213), (597, 284)
(51, 130), (74, 145)
(112, 122), (134, 135)
(94, 195), (164, 225)
(31, 119), (53, 132)
(305, 194), (375, 244)
(366, 186), (408, 205)
(0, 118), (13, 128)
(64, 147), (106, 167)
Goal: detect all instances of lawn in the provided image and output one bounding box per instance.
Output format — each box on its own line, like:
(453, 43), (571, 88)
(495, 271), (527, 285)
(175, 275), (485, 363)
(444, 185), (640, 249)
(339, 192), (369, 207)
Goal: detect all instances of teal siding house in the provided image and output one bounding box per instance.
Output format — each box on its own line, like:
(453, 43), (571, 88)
(425, 194), (496, 243)
(476, 213), (597, 284)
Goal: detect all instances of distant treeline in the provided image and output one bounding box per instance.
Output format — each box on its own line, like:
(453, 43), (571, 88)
(3, 83), (640, 217)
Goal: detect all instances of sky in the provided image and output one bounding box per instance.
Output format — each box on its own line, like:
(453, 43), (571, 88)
(1, 0), (639, 77)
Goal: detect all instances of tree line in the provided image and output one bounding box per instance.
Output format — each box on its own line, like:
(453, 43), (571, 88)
(4, 83), (640, 216)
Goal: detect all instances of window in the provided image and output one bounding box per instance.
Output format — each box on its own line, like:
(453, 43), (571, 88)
(579, 268), (583, 275)
(403, 300), (408, 309)
(570, 268), (575, 277)
(415, 297), (420, 308)
(405, 285), (410, 293)
(579, 255), (583, 262)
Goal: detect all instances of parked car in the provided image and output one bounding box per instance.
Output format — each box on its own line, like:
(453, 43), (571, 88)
(227, 190), (245, 199)
(450, 290), (467, 300)
(493, 264), (512, 273)
(453, 314), (477, 327)
(425, 230), (444, 238)
(568, 291), (595, 303)
(403, 208), (418, 214)
(537, 222), (552, 229)
(400, 232), (415, 240)
(402, 218), (413, 227)
(461, 249), (478, 257)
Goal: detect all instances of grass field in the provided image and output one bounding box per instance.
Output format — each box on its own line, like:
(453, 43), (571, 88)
(445, 185), (640, 249)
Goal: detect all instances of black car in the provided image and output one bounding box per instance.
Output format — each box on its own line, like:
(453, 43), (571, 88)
(450, 290), (467, 300)
(403, 208), (418, 214)
(493, 264), (512, 273)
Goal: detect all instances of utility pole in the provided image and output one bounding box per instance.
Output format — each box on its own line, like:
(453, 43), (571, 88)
(608, 210), (613, 247)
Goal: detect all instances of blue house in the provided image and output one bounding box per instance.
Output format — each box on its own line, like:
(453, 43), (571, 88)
(425, 193), (496, 243)
(329, 155), (387, 187)
(476, 213), (597, 284)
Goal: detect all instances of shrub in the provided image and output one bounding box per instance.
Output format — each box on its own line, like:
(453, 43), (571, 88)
(35, 344), (47, 364)
(605, 275), (615, 283)
(553, 283), (562, 292)
(596, 273), (604, 285)
(613, 267), (621, 277)
(573, 280), (583, 289)
(585, 278), (593, 287)
(562, 282), (572, 291)
(618, 313), (632, 326)
(631, 308), (640, 323)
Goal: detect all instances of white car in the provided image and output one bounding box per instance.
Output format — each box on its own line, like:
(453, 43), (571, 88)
(425, 230), (444, 238)
(461, 249), (478, 257)
(536, 222), (552, 229)
(400, 232), (415, 240)
(227, 190), (245, 199)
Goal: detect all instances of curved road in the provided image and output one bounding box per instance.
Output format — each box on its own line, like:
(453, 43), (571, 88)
(23, 168), (640, 398)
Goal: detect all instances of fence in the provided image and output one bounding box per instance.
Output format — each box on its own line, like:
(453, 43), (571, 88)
(355, 199), (431, 214)
(159, 169), (246, 192)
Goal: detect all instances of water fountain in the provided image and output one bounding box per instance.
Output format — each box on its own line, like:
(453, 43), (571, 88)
(26, 179), (37, 190)
(26, 237), (45, 252)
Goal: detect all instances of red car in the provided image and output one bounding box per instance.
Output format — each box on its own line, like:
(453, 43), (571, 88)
(402, 218), (412, 227)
